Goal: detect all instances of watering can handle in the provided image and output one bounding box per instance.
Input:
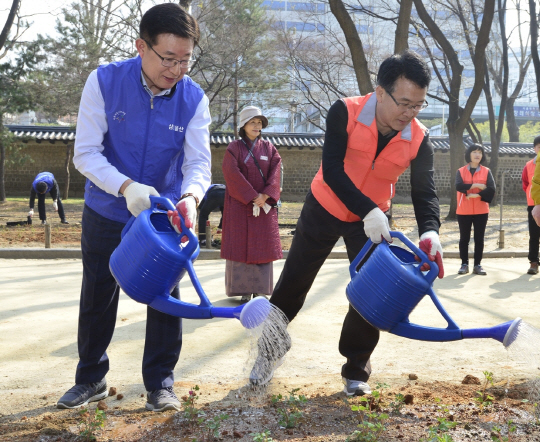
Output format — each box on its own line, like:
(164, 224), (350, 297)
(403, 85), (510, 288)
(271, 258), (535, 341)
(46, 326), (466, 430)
(390, 287), (462, 341)
(349, 231), (438, 284)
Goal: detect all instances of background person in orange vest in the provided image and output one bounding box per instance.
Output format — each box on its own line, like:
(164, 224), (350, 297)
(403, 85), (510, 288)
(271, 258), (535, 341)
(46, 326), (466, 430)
(521, 136), (540, 274)
(249, 50), (442, 396)
(455, 144), (496, 276)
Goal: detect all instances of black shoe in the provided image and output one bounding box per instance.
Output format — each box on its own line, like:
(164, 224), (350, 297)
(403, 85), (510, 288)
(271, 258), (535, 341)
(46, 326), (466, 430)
(61, 219), (69, 224)
(473, 265), (487, 275)
(41, 220), (47, 225)
(145, 387), (181, 412)
(458, 264), (469, 275)
(528, 262), (539, 275)
(57, 379), (107, 409)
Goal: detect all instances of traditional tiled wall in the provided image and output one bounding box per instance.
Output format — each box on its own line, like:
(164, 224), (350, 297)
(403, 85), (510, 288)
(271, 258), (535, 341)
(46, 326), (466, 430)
(4, 140), (534, 203)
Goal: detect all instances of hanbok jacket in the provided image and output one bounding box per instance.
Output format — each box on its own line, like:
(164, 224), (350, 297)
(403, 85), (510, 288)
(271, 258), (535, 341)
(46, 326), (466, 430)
(221, 138), (282, 264)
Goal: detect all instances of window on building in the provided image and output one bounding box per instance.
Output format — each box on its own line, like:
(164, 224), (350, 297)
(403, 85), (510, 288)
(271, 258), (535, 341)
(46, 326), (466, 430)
(287, 2), (325, 13)
(262, 0), (286, 10)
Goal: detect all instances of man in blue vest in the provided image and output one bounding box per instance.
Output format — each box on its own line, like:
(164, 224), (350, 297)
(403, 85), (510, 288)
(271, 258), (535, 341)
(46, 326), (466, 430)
(57, 4), (211, 412)
(28, 171), (69, 224)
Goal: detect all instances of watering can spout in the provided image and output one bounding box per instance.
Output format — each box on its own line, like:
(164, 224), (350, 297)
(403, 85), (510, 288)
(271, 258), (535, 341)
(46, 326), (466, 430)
(462, 317), (522, 347)
(211, 297), (272, 329)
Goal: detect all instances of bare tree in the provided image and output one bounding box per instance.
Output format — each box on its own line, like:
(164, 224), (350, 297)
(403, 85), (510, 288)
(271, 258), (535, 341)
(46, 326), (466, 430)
(0, 0), (36, 202)
(529, 0), (540, 107)
(411, 0), (496, 219)
(190, 0), (287, 133)
(395, 0), (413, 53)
(328, 0), (373, 95)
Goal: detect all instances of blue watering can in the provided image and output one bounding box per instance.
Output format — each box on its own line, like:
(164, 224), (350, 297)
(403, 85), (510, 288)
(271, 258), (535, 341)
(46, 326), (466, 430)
(346, 231), (521, 347)
(109, 196), (271, 329)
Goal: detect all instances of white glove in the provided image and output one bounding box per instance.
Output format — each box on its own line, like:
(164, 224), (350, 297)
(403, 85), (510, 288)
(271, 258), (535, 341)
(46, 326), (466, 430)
(253, 204), (260, 217)
(123, 182), (159, 217)
(419, 230), (444, 278)
(53, 200), (58, 211)
(168, 196), (197, 234)
(363, 207), (391, 243)
(262, 203), (272, 214)
(28, 209), (34, 217)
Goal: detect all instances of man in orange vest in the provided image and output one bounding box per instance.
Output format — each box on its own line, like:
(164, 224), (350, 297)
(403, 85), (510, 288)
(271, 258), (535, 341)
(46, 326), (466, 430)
(523, 136), (540, 274)
(249, 50), (443, 396)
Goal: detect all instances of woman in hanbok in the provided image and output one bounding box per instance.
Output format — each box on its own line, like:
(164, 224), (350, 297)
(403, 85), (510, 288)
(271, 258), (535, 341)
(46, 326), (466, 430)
(221, 106), (282, 302)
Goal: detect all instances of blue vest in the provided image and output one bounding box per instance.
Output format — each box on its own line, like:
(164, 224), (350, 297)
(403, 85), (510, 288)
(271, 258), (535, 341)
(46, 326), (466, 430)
(32, 172), (55, 193)
(85, 56), (204, 223)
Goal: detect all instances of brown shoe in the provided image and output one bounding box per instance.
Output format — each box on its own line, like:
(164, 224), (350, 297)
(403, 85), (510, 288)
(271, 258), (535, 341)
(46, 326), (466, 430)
(528, 262), (539, 275)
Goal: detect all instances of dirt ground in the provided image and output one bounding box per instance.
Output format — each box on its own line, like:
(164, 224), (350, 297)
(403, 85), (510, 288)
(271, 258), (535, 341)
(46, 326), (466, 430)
(0, 199), (533, 255)
(1, 199), (540, 441)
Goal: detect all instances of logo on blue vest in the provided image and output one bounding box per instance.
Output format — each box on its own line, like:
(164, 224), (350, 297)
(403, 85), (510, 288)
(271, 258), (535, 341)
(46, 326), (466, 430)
(169, 124), (184, 132)
(113, 111), (126, 123)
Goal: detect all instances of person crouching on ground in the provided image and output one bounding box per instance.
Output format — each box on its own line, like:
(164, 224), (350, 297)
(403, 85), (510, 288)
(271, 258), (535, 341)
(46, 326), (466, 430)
(28, 171), (69, 225)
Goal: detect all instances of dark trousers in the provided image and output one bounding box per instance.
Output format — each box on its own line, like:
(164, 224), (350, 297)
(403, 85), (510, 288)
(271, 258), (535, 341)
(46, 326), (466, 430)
(37, 193), (66, 221)
(76, 205), (182, 391)
(527, 206), (540, 263)
(197, 189), (224, 241)
(457, 213), (489, 266)
(270, 191), (379, 382)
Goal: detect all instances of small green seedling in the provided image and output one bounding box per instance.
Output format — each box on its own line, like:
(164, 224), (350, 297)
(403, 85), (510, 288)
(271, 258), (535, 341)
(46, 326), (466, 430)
(251, 430), (274, 442)
(475, 371), (495, 410)
(271, 388), (308, 429)
(347, 397), (388, 442)
(78, 407), (107, 441)
(182, 385), (203, 427)
(389, 393), (406, 414)
(491, 420), (516, 441)
(198, 413), (228, 440)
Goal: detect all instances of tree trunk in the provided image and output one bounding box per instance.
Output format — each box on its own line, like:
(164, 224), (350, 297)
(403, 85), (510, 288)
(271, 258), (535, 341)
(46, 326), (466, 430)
(446, 119), (464, 220)
(0, 0), (20, 52)
(63, 143), (73, 200)
(530, 0), (540, 106)
(233, 69), (238, 138)
(328, 0), (373, 95)
(394, 0), (413, 53)
(506, 98), (519, 141)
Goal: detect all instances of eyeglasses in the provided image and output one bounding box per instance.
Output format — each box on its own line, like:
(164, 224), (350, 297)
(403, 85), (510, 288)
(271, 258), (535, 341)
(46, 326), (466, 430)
(385, 89), (429, 112)
(143, 39), (194, 70)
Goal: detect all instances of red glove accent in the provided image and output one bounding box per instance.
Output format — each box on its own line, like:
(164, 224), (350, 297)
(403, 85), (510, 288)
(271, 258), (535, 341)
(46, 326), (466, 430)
(167, 199), (196, 244)
(417, 237), (445, 279)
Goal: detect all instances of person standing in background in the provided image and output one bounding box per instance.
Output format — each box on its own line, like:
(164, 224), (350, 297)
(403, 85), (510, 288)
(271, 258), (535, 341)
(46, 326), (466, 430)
(455, 143), (496, 276)
(28, 171), (69, 225)
(523, 136), (540, 274)
(221, 106), (282, 303)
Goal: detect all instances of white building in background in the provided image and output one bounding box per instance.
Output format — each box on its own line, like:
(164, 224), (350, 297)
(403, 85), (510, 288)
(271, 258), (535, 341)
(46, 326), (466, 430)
(257, 0), (538, 134)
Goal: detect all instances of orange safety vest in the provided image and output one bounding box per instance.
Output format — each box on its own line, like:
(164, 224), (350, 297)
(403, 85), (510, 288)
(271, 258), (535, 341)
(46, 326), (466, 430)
(456, 165), (490, 215)
(524, 159), (536, 206)
(311, 93), (427, 222)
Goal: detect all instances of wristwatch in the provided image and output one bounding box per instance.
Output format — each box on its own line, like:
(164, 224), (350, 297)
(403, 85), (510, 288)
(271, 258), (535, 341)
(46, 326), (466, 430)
(181, 193), (199, 208)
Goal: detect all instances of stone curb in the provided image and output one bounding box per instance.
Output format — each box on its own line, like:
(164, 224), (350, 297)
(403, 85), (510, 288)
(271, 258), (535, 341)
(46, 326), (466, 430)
(0, 248), (529, 260)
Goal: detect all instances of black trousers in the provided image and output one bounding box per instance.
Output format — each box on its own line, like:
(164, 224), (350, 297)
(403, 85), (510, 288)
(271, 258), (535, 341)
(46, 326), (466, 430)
(527, 206), (540, 263)
(457, 213), (489, 266)
(37, 193), (66, 221)
(197, 189), (225, 241)
(76, 205), (182, 391)
(270, 191), (379, 382)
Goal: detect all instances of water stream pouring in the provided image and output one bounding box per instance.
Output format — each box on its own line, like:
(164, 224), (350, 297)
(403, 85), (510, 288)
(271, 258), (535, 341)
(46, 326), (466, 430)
(109, 196), (271, 329)
(346, 231), (521, 347)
